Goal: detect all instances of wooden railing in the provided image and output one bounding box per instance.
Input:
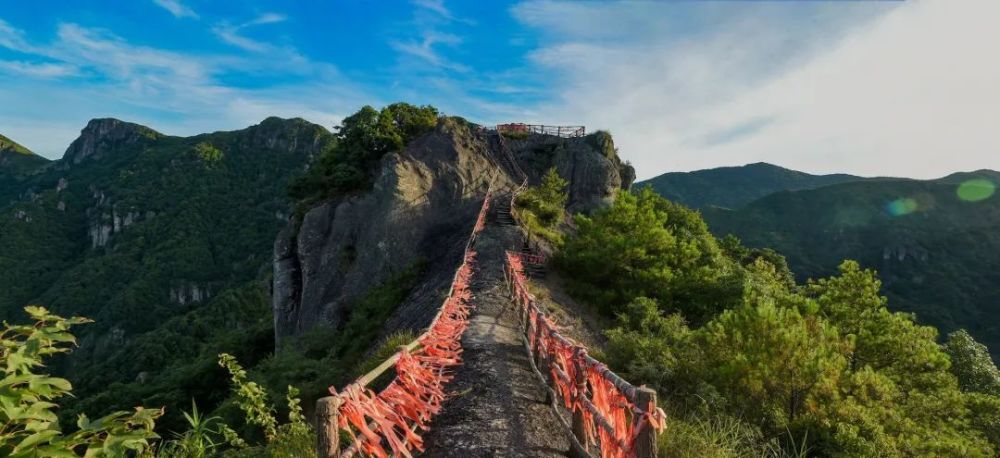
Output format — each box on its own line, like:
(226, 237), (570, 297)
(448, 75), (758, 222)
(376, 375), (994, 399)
(497, 123), (586, 138)
(505, 252), (665, 458)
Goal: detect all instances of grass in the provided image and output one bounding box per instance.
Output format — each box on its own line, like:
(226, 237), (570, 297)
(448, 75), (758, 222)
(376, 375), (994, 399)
(658, 415), (810, 458)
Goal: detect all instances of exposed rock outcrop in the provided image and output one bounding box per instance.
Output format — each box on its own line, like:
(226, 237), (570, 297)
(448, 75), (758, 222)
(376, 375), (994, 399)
(273, 121), (634, 343)
(169, 283), (212, 305)
(63, 118), (162, 166)
(503, 130), (633, 212)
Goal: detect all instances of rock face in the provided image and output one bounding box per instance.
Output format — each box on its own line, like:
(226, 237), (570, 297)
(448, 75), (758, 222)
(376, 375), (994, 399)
(63, 118), (162, 165)
(503, 130), (634, 212)
(273, 121), (634, 343)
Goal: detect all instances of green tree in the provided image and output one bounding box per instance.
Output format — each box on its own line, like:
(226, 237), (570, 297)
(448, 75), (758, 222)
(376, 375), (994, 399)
(557, 188), (738, 320)
(697, 292), (847, 430)
(289, 103), (439, 200)
(966, 393), (1000, 452)
(944, 330), (1000, 395)
(516, 167), (569, 244)
(604, 297), (692, 393)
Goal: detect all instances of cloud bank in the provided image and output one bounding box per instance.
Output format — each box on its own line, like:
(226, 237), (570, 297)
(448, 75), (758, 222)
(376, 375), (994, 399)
(513, 0), (1000, 180)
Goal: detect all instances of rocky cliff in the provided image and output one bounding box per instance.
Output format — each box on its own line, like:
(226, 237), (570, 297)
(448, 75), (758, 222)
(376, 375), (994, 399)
(62, 118), (163, 166)
(273, 121), (634, 343)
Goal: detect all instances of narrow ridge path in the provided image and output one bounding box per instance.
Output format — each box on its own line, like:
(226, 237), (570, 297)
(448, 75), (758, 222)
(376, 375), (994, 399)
(420, 193), (570, 457)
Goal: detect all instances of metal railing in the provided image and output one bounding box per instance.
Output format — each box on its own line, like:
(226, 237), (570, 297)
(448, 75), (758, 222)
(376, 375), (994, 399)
(497, 123), (586, 138)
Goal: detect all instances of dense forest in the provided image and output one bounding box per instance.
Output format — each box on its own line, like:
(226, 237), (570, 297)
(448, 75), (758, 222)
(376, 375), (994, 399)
(641, 165), (1000, 361)
(554, 186), (1000, 456)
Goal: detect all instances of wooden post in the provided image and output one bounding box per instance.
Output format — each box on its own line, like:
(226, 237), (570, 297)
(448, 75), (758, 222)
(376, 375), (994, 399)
(571, 348), (589, 456)
(634, 386), (658, 458)
(533, 313), (546, 370)
(316, 396), (341, 458)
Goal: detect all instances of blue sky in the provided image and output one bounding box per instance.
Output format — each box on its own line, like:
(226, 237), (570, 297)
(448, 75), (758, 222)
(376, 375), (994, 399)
(2, 0), (998, 179)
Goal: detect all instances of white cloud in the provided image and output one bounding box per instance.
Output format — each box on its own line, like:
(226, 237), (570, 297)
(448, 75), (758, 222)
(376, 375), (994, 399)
(213, 13), (289, 53)
(0, 60), (78, 78)
(390, 32), (470, 73)
(693, 0), (1000, 179)
(246, 13), (287, 26)
(0, 18), (39, 53)
(514, 0), (1000, 180)
(152, 0), (198, 19)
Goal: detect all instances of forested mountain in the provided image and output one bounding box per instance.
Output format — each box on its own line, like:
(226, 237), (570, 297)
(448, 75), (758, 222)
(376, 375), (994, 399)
(0, 117), (334, 428)
(638, 162), (865, 209)
(684, 169), (1000, 359)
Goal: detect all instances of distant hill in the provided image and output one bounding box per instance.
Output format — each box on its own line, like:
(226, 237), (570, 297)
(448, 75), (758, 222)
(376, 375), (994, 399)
(638, 162), (865, 209)
(700, 170), (1000, 358)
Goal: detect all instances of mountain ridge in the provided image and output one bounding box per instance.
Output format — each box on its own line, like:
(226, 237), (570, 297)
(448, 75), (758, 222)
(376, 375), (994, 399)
(656, 166), (1000, 359)
(638, 161), (867, 209)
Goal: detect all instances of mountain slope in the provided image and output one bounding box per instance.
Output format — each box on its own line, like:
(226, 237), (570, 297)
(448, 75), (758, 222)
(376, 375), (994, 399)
(638, 162), (865, 209)
(702, 170), (1000, 357)
(0, 117), (333, 426)
(0, 133), (49, 195)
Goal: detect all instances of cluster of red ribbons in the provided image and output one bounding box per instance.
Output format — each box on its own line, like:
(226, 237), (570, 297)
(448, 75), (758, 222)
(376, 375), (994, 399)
(330, 189), (493, 458)
(506, 252), (667, 458)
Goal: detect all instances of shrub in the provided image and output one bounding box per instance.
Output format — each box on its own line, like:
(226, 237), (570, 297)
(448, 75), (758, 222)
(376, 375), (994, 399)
(516, 167), (568, 245)
(192, 142), (224, 163)
(216, 354), (314, 458)
(0, 306), (162, 457)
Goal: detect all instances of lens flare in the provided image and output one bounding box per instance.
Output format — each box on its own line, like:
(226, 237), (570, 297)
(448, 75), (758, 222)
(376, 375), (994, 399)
(956, 179), (996, 202)
(887, 197), (918, 216)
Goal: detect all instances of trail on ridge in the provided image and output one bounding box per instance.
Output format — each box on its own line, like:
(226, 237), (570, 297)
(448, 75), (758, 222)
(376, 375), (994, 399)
(420, 193), (570, 457)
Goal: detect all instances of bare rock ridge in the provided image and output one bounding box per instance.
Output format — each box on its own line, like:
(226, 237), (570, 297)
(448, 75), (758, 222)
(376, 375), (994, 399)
(272, 121), (634, 344)
(63, 118), (163, 166)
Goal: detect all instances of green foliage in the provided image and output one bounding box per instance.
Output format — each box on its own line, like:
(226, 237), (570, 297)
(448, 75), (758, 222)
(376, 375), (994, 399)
(572, 190), (998, 456)
(585, 130), (616, 160)
(0, 306), (161, 457)
(966, 393), (1000, 451)
(0, 117), (327, 432)
(944, 330), (1000, 395)
(658, 414), (807, 458)
(218, 354), (278, 441)
(155, 401), (245, 458)
(216, 354), (314, 458)
(192, 142), (224, 163)
(695, 169), (1000, 360)
(249, 263), (422, 408)
(556, 187), (736, 321)
(604, 297), (690, 392)
(516, 167), (568, 245)
(289, 103), (439, 201)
